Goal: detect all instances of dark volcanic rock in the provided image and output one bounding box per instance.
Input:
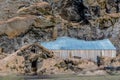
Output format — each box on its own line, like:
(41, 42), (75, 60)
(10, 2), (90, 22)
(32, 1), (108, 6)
(60, 0), (90, 23)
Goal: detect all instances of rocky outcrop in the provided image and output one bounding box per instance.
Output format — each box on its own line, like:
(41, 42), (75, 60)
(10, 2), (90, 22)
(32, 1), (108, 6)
(60, 0), (90, 23)
(0, 0), (119, 53)
(17, 2), (51, 15)
(0, 15), (36, 38)
(0, 43), (53, 74)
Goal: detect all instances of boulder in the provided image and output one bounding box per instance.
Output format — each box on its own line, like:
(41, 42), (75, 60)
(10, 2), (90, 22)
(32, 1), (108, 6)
(77, 60), (98, 71)
(60, 0), (90, 22)
(0, 15), (36, 38)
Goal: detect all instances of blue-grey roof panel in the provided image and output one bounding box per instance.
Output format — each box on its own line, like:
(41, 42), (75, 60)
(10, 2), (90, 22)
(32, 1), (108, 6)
(41, 37), (116, 50)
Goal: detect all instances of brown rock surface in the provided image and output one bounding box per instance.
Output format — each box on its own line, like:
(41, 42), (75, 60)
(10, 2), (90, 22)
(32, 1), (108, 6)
(0, 43), (53, 74)
(0, 0), (119, 53)
(17, 2), (51, 15)
(0, 15), (36, 38)
(0, 0), (119, 76)
(77, 59), (98, 71)
(37, 58), (71, 75)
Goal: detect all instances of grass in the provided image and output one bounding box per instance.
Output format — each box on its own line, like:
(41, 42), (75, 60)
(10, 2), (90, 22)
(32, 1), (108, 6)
(0, 75), (24, 80)
(1, 74), (120, 80)
(39, 74), (120, 80)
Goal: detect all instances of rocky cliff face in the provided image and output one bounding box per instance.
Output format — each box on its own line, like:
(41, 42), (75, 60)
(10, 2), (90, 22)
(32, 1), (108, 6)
(0, 0), (120, 53)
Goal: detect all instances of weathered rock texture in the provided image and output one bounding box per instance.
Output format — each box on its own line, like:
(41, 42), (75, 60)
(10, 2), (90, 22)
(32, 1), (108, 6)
(0, 43), (53, 74)
(0, 43), (99, 75)
(0, 0), (120, 53)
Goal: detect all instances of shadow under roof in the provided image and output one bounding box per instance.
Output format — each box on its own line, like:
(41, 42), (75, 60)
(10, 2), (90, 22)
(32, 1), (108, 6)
(41, 37), (116, 50)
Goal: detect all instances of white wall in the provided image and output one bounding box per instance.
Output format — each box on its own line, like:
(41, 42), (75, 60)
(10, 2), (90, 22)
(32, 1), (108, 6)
(51, 50), (116, 62)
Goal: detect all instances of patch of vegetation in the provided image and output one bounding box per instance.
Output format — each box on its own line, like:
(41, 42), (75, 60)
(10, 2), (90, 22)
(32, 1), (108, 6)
(37, 8), (51, 15)
(1, 75), (24, 80)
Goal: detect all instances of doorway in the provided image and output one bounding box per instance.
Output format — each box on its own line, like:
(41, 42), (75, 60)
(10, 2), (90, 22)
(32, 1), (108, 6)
(31, 59), (38, 74)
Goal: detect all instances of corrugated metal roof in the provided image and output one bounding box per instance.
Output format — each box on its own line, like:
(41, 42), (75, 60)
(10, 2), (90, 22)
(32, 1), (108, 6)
(41, 37), (116, 50)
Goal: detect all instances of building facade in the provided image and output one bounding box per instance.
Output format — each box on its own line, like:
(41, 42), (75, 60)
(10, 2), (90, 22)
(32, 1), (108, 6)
(41, 37), (116, 62)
